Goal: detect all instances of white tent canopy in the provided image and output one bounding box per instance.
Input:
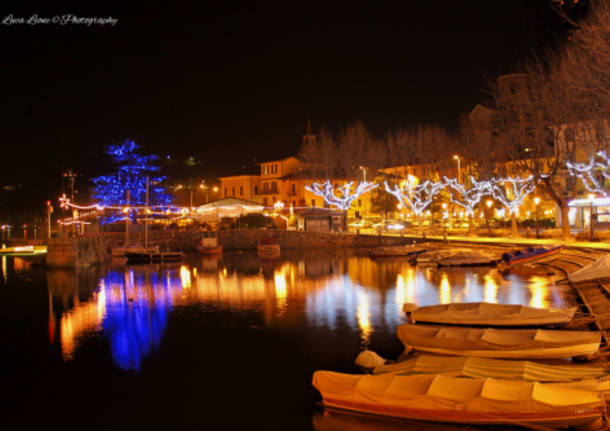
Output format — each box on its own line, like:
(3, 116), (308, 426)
(195, 198), (263, 222)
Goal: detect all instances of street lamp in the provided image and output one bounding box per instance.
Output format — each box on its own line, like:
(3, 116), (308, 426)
(453, 155), (461, 184)
(533, 196), (541, 239)
(588, 193), (595, 241)
(358, 166), (367, 182)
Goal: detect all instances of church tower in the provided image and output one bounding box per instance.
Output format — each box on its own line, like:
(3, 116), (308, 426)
(302, 119), (316, 147)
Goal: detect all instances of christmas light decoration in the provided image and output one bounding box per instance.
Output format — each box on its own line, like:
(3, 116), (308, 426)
(491, 176), (536, 215)
(91, 140), (173, 223)
(444, 177), (493, 216)
(384, 180), (444, 216)
(566, 151), (610, 196)
(305, 180), (378, 211)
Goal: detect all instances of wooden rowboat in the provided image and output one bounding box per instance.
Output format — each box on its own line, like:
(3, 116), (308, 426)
(370, 353), (610, 391)
(402, 302), (577, 327)
(501, 245), (564, 265)
(312, 371), (605, 429)
(369, 246), (427, 259)
(397, 323), (601, 359)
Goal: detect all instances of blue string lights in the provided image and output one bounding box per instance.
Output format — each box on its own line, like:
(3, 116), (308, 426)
(91, 140), (173, 223)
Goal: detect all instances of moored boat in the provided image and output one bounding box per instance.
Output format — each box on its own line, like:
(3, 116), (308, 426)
(397, 323), (601, 359)
(111, 244), (159, 258)
(402, 302), (577, 327)
(125, 250), (183, 263)
(369, 246), (427, 259)
(368, 353), (610, 391)
(197, 230), (222, 255)
(312, 371), (605, 429)
(257, 236), (280, 258)
(501, 245), (564, 265)
(415, 249), (498, 267)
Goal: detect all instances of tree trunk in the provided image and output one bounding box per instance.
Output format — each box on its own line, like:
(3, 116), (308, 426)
(511, 213), (518, 238)
(468, 214), (474, 236)
(560, 204), (571, 240)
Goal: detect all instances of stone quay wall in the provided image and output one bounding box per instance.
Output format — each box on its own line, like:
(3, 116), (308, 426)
(44, 230), (412, 267)
(46, 234), (110, 268)
(102, 229), (411, 251)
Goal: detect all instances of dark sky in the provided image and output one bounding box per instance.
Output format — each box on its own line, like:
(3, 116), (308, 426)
(0, 0), (584, 193)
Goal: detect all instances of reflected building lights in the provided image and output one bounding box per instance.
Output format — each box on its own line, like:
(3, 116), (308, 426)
(47, 254), (569, 373)
(274, 267), (288, 312)
(1, 256), (6, 284)
(356, 290), (372, 345)
(439, 273), (451, 304)
(180, 265), (192, 289)
(528, 276), (550, 308)
(483, 273), (498, 304)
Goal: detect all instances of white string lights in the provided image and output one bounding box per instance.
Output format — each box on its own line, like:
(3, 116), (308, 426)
(444, 177), (493, 216)
(384, 180), (444, 216)
(305, 180), (378, 211)
(491, 176), (536, 215)
(566, 151), (610, 196)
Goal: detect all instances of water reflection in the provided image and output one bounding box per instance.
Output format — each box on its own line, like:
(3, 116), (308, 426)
(44, 251), (575, 372)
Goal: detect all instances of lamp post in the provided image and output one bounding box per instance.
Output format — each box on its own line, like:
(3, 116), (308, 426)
(588, 193), (595, 242)
(453, 155), (461, 184)
(533, 196), (540, 239)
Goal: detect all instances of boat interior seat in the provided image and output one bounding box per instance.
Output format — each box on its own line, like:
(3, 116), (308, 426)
(480, 378), (532, 401)
(427, 375), (484, 401)
(385, 374), (435, 397)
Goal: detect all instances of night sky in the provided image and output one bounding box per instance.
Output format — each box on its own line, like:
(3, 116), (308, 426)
(1, 1), (583, 198)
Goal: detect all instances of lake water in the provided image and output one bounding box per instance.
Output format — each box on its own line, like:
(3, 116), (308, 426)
(1, 249), (576, 430)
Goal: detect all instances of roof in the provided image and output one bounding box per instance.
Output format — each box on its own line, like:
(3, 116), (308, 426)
(196, 197), (262, 209)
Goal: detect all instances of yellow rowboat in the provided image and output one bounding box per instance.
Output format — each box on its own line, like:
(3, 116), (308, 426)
(370, 353), (610, 392)
(397, 324), (601, 359)
(313, 371), (606, 430)
(403, 302), (577, 327)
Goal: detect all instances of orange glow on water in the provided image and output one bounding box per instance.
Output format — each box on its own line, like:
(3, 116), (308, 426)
(528, 276), (550, 308)
(439, 272), (451, 304)
(483, 273), (498, 303)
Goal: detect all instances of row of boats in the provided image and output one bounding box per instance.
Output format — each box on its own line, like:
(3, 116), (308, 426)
(369, 244), (565, 267)
(313, 301), (609, 430)
(111, 231), (282, 262)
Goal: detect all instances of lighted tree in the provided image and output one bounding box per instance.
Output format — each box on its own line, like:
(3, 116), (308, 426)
(370, 178), (397, 221)
(384, 179), (444, 228)
(306, 180), (378, 211)
(491, 176), (536, 237)
(92, 140), (172, 223)
(444, 177), (493, 235)
(566, 151), (610, 196)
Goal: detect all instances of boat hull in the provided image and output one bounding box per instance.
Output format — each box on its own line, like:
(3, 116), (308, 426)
(502, 245), (564, 265)
(405, 302), (577, 327)
(125, 251), (183, 263)
(313, 371), (604, 429)
(397, 324), (601, 359)
(197, 245), (223, 255)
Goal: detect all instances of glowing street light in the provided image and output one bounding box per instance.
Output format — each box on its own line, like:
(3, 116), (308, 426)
(453, 155), (461, 184)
